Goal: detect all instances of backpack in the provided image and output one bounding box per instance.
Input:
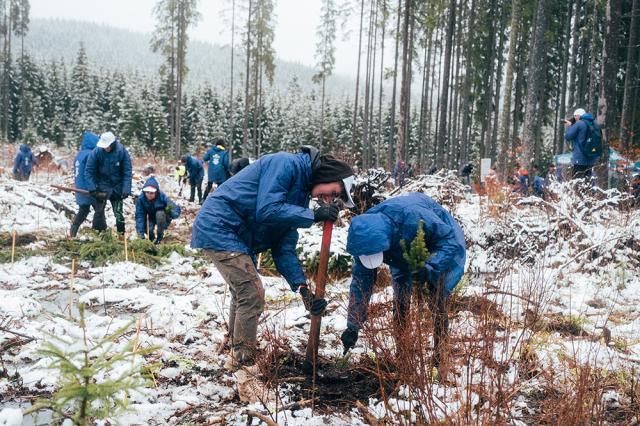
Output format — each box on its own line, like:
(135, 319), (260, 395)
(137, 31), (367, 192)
(583, 120), (603, 158)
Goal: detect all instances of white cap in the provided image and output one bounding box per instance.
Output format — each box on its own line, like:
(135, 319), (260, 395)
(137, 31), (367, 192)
(342, 175), (356, 208)
(97, 131), (116, 148)
(142, 186), (157, 193)
(359, 252), (384, 269)
(573, 108), (586, 118)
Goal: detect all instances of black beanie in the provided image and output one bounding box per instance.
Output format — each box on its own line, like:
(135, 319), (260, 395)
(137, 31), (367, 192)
(312, 155), (354, 184)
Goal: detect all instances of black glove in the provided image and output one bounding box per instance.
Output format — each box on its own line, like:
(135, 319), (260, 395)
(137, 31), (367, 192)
(121, 192), (129, 199)
(313, 203), (340, 223)
(340, 328), (359, 355)
(299, 284), (327, 316)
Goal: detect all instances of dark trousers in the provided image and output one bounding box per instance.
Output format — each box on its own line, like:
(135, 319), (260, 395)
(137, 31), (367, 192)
(394, 279), (449, 368)
(94, 197), (125, 234)
(572, 164), (593, 181)
(202, 181), (217, 201)
(142, 211), (168, 242)
(70, 204), (97, 237)
(189, 180), (202, 203)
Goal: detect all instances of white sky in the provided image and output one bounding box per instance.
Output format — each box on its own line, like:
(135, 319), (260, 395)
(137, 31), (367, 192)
(30, 0), (360, 77)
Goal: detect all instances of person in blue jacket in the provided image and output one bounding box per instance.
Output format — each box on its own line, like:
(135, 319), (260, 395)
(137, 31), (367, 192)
(84, 131), (133, 235)
(135, 176), (181, 244)
(340, 192), (466, 370)
(202, 139), (230, 201)
(70, 132), (100, 237)
(564, 108), (601, 180)
(181, 154), (204, 204)
(191, 146), (356, 370)
(12, 143), (37, 181)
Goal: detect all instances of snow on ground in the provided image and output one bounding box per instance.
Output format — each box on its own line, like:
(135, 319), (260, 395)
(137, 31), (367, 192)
(1, 170), (639, 424)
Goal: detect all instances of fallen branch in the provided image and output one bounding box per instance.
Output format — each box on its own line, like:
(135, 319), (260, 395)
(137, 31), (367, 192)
(31, 188), (77, 218)
(0, 326), (36, 341)
(245, 410), (278, 426)
(356, 400), (380, 426)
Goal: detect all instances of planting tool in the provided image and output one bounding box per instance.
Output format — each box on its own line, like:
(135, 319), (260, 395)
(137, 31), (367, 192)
(50, 184), (91, 195)
(303, 219), (334, 375)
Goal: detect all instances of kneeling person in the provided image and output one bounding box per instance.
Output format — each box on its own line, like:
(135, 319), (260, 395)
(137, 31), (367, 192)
(135, 177), (181, 244)
(341, 192), (466, 369)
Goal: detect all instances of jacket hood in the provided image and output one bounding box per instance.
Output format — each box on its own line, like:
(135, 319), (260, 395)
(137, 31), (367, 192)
(581, 113), (595, 122)
(143, 176), (160, 191)
(19, 144), (30, 153)
(212, 145), (225, 152)
(81, 132), (99, 150)
(300, 146), (321, 171)
(347, 213), (393, 256)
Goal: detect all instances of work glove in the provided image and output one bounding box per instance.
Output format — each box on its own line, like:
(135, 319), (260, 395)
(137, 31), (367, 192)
(298, 284), (327, 316)
(313, 203), (340, 223)
(340, 328), (359, 355)
(121, 192), (129, 199)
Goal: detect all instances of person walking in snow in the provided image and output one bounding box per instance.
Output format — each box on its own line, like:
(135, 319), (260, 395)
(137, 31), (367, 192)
(84, 131), (132, 235)
(70, 132), (100, 237)
(135, 177), (181, 244)
(12, 143), (37, 181)
(340, 192), (466, 373)
(202, 138), (230, 201)
(181, 154), (204, 204)
(191, 146), (356, 372)
(564, 108), (602, 181)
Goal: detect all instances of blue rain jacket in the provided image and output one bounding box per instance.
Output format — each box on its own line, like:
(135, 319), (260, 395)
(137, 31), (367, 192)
(135, 176), (181, 236)
(345, 192), (466, 331)
(84, 141), (132, 199)
(565, 113), (600, 166)
(74, 132), (99, 206)
(203, 145), (230, 184)
(182, 155), (204, 184)
(191, 151), (316, 290)
(13, 144), (36, 175)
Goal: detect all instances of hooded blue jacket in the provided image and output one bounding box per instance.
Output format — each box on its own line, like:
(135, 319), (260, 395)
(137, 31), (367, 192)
(135, 177), (181, 236)
(565, 113), (600, 166)
(203, 146), (230, 184)
(13, 144), (36, 175)
(182, 155), (204, 184)
(191, 151), (316, 290)
(74, 132), (99, 206)
(345, 192), (466, 331)
(84, 141), (132, 199)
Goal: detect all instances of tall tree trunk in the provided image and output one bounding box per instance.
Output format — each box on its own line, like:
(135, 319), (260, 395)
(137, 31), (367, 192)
(417, 38), (430, 171)
(459, 0), (476, 166)
(352, 0), (366, 161)
(175, 0), (184, 157)
(362, 0), (375, 168)
(376, 4), (386, 168)
(489, 13), (506, 161)
(397, 0), (413, 164)
(596, 0), (621, 187)
(587, 0), (599, 113)
(229, 0), (236, 160)
(620, 0), (638, 150)
(522, 0), (548, 170)
(242, 0), (253, 157)
(498, 0), (521, 178)
(388, 0), (401, 170)
(567, 0), (580, 110)
(435, 0), (455, 167)
(556, 0), (573, 155)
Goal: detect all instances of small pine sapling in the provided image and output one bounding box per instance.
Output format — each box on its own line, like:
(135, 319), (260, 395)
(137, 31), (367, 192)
(400, 220), (430, 273)
(33, 304), (157, 425)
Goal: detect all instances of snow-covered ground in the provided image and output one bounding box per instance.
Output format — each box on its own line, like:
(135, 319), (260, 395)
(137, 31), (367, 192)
(1, 169), (639, 424)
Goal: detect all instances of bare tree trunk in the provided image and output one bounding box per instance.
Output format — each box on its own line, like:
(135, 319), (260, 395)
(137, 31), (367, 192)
(397, 0), (413, 164)
(435, 0), (455, 167)
(498, 0), (521, 178)
(388, 0), (401, 170)
(587, 0), (599, 113)
(362, 0), (375, 168)
(176, 0), (184, 157)
(417, 37), (430, 171)
(459, 0), (476, 167)
(229, 0), (236, 160)
(567, 0), (580, 110)
(489, 15), (506, 161)
(620, 0), (638, 150)
(376, 4), (386, 168)
(352, 0), (366, 160)
(556, 0), (573, 155)
(596, 0), (621, 187)
(522, 0), (548, 170)
(242, 0), (253, 157)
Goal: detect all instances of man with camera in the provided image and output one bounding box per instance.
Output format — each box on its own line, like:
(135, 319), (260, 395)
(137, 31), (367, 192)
(564, 108), (602, 181)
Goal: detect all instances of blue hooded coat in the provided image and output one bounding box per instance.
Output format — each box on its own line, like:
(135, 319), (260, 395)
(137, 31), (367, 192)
(84, 141), (132, 199)
(13, 144), (36, 176)
(191, 151), (316, 290)
(345, 192), (466, 331)
(182, 155), (204, 185)
(135, 177), (181, 236)
(565, 113), (600, 166)
(203, 145), (230, 184)
(74, 132), (99, 206)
